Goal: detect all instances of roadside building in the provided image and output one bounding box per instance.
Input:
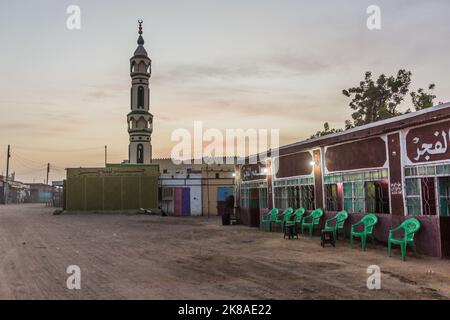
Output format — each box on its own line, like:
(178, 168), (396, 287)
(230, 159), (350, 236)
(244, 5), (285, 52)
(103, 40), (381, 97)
(236, 103), (450, 258)
(26, 183), (53, 204)
(52, 181), (64, 208)
(153, 158), (235, 216)
(159, 172), (202, 216)
(65, 163), (159, 211)
(0, 175), (30, 204)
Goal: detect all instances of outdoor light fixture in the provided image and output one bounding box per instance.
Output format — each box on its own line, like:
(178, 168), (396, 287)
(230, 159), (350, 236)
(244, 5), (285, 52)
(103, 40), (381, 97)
(309, 161), (316, 166)
(263, 168), (269, 174)
(232, 173), (236, 177)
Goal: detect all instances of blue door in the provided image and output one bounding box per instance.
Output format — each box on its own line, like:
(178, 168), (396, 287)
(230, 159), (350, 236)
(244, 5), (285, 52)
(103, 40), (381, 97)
(181, 188), (191, 216)
(217, 187), (234, 201)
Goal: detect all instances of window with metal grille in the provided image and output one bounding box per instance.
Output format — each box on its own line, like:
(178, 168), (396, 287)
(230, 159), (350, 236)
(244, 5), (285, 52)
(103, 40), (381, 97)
(259, 188), (268, 209)
(162, 187), (173, 200)
(406, 178), (421, 215)
(240, 188), (249, 208)
(325, 184), (339, 211)
(343, 182), (364, 214)
(300, 185), (315, 210)
(365, 181), (389, 214)
(439, 177), (450, 217)
(274, 186), (296, 209)
(421, 177), (437, 215)
(274, 187), (282, 209)
(406, 177), (437, 215)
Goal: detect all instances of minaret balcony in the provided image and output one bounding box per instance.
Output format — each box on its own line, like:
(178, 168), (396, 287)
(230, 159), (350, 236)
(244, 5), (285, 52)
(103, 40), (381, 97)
(130, 71), (151, 78)
(128, 127), (152, 134)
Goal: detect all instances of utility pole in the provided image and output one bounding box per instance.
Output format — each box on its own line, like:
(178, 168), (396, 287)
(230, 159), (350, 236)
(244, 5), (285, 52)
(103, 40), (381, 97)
(104, 145), (108, 166)
(207, 163), (210, 219)
(4, 145), (11, 204)
(46, 163), (50, 185)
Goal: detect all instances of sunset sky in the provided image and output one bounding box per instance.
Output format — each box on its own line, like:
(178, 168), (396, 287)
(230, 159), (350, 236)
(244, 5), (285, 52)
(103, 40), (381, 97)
(1, 0), (450, 183)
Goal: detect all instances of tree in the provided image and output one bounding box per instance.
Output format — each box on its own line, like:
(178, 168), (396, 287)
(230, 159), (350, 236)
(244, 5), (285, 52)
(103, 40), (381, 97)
(310, 122), (343, 139)
(309, 69), (439, 138)
(410, 84), (436, 111)
(342, 69), (412, 127)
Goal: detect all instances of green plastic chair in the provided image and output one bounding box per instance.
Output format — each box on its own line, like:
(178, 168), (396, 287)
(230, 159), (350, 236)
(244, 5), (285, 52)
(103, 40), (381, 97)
(272, 208), (293, 232)
(301, 208), (323, 238)
(324, 210), (348, 240)
(281, 208), (294, 231)
(350, 214), (378, 251)
(388, 218), (421, 261)
(286, 208), (306, 230)
(260, 208), (278, 231)
(271, 211), (283, 232)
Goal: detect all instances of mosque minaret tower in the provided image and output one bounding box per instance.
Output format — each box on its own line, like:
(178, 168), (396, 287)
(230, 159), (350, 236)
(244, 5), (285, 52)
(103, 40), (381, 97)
(128, 20), (153, 164)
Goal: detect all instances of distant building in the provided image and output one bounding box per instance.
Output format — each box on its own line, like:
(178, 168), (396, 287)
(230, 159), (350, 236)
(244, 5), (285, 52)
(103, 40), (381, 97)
(159, 172), (203, 216)
(0, 174), (30, 204)
(26, 183), (52, 203)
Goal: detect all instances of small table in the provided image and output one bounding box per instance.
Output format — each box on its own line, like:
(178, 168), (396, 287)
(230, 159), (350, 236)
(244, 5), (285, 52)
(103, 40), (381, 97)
(320, 229), (335, 247)
(284, 224), (298, 240)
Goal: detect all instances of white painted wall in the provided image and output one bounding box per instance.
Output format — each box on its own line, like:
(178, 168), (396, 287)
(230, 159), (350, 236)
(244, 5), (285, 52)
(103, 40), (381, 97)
(159, 173), (202, 216)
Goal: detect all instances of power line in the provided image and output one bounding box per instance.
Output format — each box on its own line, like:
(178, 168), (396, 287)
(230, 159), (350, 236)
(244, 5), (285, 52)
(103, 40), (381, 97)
(11, 155), (45, 170)
(14, 167), (47, 176)
(13, 146), (107, 153)
(13, 150), (50, 166)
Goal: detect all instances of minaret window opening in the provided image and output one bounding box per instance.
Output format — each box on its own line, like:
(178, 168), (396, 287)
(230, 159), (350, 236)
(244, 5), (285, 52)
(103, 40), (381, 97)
(138, 86), (144, 109)
(138, 61), (146, 72)
(137, 144), (144, 163)
(137, 117), (146, 129)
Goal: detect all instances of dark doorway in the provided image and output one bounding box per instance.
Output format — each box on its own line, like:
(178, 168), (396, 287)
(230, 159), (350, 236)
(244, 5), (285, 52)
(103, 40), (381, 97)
(249, 188), (260, 227)
(438, 177), (450, 258)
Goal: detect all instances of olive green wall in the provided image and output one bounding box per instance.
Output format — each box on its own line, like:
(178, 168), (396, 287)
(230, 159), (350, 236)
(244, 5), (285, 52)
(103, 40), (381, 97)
(65, 164), (159, 211)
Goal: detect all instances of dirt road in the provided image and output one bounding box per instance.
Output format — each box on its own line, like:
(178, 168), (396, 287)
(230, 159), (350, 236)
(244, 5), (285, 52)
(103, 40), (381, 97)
(0, 204), (449, 299)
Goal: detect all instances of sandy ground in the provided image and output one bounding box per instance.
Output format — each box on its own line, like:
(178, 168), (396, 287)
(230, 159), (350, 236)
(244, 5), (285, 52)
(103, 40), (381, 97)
(0, 204), (449, 300)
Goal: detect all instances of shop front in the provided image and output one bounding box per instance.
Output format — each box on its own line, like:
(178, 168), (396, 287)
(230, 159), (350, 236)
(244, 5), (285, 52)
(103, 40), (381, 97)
(402, 119), (450, 257)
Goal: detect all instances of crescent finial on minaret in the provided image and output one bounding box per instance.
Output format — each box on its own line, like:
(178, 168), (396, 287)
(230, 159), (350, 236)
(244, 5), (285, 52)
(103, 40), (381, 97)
(137, 20), (145, 45)
(138, 20), (143, 35)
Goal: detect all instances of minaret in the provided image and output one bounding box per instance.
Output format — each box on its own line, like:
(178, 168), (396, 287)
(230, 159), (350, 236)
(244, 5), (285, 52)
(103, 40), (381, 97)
(128, 20), (153, 164)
